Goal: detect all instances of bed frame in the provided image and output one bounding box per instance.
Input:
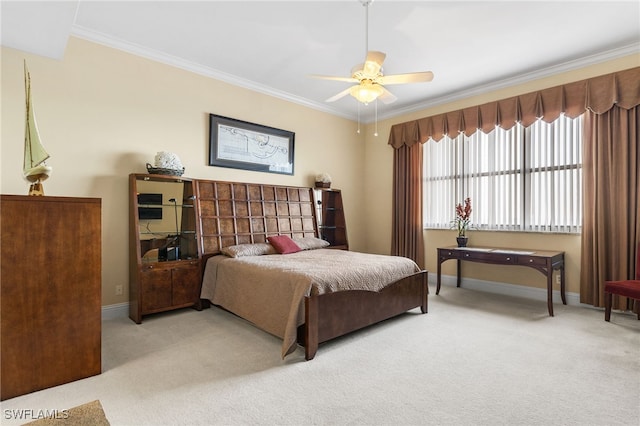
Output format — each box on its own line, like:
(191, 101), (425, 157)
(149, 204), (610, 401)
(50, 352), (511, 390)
(194, 179), (428, 360)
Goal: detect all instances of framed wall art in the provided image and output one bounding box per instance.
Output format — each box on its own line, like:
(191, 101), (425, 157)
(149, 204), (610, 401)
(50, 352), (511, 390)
(208, 114), (295, 175)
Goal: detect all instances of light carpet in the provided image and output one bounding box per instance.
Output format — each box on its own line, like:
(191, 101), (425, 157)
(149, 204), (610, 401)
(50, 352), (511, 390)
(1, 287), (638, 425)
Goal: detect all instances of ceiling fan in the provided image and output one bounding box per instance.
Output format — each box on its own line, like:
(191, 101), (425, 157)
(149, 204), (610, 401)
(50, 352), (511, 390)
(310, 0), (434, 105)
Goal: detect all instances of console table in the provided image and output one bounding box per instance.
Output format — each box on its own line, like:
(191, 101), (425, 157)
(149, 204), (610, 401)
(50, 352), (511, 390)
(436, 246), (565, 316)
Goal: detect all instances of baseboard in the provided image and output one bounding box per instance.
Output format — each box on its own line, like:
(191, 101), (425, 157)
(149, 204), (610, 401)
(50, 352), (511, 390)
(429, 274), (581, 306)
(101, 302), (129, 320)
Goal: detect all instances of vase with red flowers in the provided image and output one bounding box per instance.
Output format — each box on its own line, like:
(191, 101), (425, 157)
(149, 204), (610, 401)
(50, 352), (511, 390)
(451, 197), (472, 247)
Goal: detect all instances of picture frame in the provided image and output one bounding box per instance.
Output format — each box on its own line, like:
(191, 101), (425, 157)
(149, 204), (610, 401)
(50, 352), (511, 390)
(208, 114), (295, 175)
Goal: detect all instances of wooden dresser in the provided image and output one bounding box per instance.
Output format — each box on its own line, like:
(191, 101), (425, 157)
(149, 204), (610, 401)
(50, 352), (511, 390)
(1, 195), (102, 400)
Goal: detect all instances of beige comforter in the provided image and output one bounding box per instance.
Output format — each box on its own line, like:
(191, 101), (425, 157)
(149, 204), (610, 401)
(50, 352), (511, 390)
(201, 249), (420, 358)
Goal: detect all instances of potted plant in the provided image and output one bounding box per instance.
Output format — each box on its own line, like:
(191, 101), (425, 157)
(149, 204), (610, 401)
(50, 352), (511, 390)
(451, 197), (472, 247)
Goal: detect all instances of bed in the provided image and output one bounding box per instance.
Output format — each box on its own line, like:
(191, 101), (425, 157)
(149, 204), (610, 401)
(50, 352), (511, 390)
(194, 180), (428, 360)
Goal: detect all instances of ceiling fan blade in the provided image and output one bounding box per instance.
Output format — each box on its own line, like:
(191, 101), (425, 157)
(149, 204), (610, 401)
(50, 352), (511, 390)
(378, 86), (397, 104)
(378, 71), (434, 85)
(363, 51), (386, 76)
(325, 87), (352, 103)
(309, 75), (359, 83)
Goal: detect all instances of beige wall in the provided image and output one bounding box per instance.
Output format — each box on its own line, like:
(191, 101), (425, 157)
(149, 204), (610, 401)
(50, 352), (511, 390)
(1, 37), (367, 306)
(363, 54), (640, 295)
(2, 36), (637, 306)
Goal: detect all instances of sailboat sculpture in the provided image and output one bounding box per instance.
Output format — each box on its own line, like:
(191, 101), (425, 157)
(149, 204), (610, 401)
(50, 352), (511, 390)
(23, 61), (52, 196)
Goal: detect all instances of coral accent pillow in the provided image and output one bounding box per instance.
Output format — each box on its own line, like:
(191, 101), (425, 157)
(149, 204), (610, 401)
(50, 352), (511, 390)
(267, 235), (301, 254)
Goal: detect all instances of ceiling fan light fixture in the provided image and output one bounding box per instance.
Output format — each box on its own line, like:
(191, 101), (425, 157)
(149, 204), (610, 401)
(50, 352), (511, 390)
(309, 0), (432, 111)
(350, 80), (383, 104)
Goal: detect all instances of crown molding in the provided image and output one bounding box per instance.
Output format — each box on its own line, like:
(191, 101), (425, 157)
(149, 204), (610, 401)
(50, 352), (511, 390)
(71, 25), (638, 126)
(71, 25), (355, 121)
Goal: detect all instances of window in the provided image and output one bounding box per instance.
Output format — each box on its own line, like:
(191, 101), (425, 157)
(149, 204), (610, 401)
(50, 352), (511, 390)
(423, 115), (582, 233)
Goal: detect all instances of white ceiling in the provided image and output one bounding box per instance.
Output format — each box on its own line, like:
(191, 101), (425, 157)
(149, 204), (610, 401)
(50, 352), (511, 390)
(2, 1), (639, 122)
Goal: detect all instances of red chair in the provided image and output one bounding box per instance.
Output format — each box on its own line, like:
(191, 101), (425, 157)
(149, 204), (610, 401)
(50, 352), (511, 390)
(604, 245), (640, 321)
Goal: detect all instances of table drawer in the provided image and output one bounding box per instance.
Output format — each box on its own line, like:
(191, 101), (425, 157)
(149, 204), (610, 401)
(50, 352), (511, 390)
(439, 249), (461, 259)
(461, 251), (516, 264)
(517, 256), (547, 267)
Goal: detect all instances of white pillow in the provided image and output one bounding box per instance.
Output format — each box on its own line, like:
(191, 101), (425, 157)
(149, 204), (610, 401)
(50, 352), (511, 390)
(221, 243), (277, 258)
(293, 237), (330, 251)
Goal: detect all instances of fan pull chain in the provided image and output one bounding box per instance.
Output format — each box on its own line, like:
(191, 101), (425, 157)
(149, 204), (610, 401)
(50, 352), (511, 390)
(356, 101), (361, 134)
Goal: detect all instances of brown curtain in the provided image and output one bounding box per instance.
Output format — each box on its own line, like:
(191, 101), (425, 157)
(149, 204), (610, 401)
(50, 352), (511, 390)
(389, 67), (640, 147)
(391, 141), (425, 269)
(580, 105), (640, 310)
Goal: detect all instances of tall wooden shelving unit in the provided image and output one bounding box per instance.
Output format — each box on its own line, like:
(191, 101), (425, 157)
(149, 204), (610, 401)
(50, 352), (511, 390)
(129, 174), (202, 324)
(314, 188), (348, 250)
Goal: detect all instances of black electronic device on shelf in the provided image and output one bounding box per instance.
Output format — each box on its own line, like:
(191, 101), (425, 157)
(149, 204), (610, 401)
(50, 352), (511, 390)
(138, 193), (163, 220)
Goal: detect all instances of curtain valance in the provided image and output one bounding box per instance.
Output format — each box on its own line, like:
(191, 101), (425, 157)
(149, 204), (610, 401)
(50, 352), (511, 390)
(388, 67), (640, 148)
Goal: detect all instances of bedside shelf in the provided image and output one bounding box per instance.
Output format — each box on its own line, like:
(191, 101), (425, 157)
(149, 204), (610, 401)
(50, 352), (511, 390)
(129, 173), (203, 324)
(314, 188), (348, 250)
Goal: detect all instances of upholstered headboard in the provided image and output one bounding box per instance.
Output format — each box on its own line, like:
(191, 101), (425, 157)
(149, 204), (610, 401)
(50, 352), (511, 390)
(194, 179), (318, 255)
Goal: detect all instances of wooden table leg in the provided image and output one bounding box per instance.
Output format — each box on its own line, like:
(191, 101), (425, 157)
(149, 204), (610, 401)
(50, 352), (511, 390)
(456, 259), (461, 288)
(560, 266), (567, 305)
(436, 259), (442, 295)
(547, 270), (554, 316)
